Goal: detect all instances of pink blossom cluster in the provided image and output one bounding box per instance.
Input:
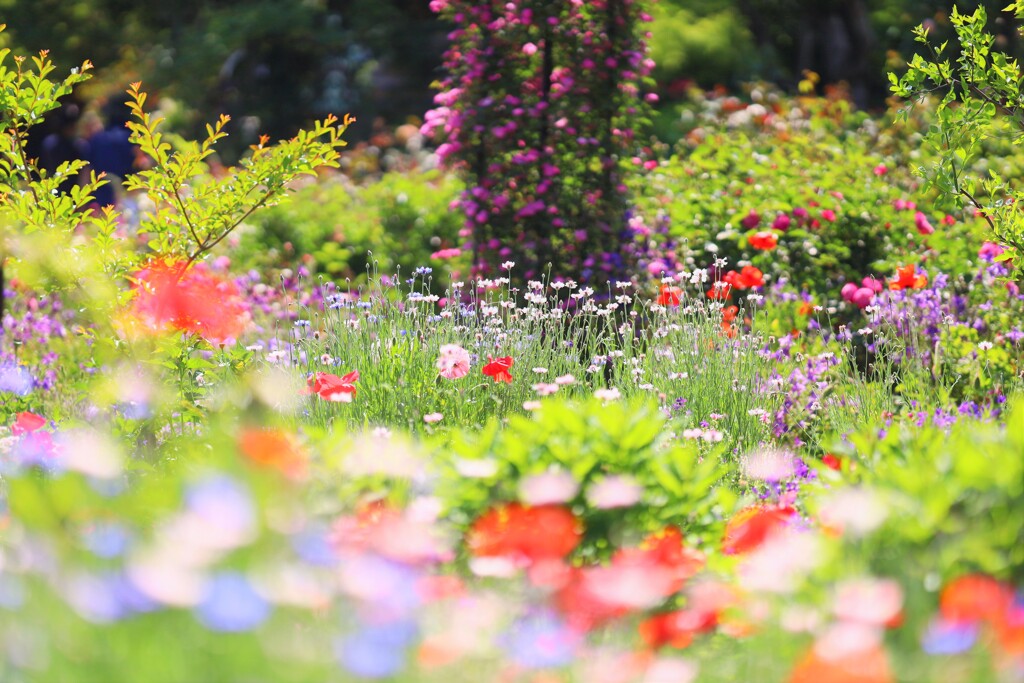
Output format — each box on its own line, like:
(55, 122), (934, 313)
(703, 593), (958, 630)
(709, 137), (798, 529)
(423, 0), (656, 287)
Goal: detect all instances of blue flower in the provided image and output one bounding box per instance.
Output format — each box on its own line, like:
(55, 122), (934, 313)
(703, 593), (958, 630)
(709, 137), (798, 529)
(500, 611), (579, 669)
(196, 572), (270, 632)
(921, 618), (979, 655)
(335, 621), (416, 679)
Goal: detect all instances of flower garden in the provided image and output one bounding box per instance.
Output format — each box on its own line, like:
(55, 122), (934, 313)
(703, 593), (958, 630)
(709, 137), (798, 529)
(1, 3), (1023, 683)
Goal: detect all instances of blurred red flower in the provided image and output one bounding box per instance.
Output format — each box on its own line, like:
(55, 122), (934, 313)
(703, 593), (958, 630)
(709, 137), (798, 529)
(12, 411), (46, 436)
(722, 505), (795, 555)
(749, 231), (779, 251)
(467, 503), (580, 563)
(129, 260), (249, 343)
(940, 574), (1013, 624)
(482, 356), (514, 383)
(657, 284), (683, 306)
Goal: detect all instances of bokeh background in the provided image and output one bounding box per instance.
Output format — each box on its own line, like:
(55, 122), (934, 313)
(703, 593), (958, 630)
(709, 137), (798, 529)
(3, 0), (1021, 160)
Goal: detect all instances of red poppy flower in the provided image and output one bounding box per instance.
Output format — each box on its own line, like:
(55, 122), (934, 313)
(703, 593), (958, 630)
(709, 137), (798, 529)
(722, 505), (794, 555)
(639, 612), (695, 649)
(304, 371), (359, 402)
(736, 265), (764, 288)
(706, 282), (733, 300)
(467, 503), (580, 563)
(482, 356), (514, 383)
(749, 231), (779, 251)
(657, 284), (683, 306)
(821, 453), (842, 471)
(129, 260), (249, 343)
(12, 411), (47, 436)
(238, 428), (307, 479)
(554, 566), (633, 630)
(940, 574), (1013, 624)
(889, 265), (927, 291)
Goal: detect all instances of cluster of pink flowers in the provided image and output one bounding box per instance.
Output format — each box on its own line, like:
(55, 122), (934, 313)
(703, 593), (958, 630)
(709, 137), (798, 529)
(423, 0), (655, 287)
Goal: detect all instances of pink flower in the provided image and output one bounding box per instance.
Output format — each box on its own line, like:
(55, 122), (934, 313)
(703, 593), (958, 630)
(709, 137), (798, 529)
(431, 247), (462, 260)
(772, 214), (791, 231)
(979, 241), (1006, 262)
(914, 211), (935, 235)
(522, 42), (538, 56)
(861, 277), (884, 293)
(587, 475), (642, 509)
(423, 413), (444, 424)
(873, 164), (888, 176)
(437, 344), (471, 379)
(850, 287), (874, 308)
(821, 209), (836, 222)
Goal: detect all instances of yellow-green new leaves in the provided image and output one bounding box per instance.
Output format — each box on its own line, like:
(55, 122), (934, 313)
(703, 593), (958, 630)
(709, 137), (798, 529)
(890, 6), (1024, 275)
(122, 82), (352, 271)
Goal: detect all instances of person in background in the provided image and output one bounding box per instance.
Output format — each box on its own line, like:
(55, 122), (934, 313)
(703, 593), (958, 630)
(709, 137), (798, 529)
(39, 102), (89, 195)
(85, 98), (139, 209)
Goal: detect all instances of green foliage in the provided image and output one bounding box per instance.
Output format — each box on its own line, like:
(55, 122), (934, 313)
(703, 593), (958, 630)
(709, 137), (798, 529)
(823, 399), (1024, 583)
(123, 82), (352, 275)
(238, 170), (464, 287)
(891, 4), (1024, 274)
(648, 3), (754, 86)
(638, 88), (987, 299)
(435, 399), (735, 561)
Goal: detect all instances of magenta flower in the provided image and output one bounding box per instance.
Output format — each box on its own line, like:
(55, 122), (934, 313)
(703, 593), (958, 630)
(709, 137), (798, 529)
(914, 211), (935, 235)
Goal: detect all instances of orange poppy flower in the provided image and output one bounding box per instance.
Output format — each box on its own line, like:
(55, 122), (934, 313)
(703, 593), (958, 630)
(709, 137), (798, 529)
(467, 503), (580, 562)
(657, 284), (683, 306)
(238, 428), (307, 479)
(482, 356), (514, 383)
(940, 574), (1013, 624)
(888, 264), (927, 291)
(722, 505), (794, 555)
(789, 645), (894, 683)
(749, 231), (779, 251)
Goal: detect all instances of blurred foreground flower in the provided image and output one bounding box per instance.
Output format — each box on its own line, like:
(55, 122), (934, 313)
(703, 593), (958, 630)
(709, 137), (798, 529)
(238, 428), (307, 479)
(468, 503), (580, 565)
(126, 260), (250, 343)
